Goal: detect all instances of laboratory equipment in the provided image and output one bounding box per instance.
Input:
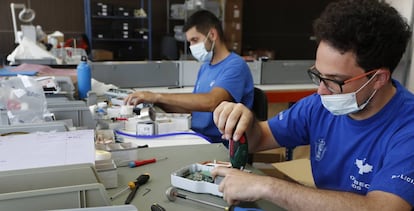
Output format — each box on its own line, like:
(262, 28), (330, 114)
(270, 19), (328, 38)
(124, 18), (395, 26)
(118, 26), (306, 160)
(10, 1), (36, 44)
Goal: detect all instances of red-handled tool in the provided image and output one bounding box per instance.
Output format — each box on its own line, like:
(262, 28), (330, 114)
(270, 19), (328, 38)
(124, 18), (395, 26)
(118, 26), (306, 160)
(128, 157), (168, 168)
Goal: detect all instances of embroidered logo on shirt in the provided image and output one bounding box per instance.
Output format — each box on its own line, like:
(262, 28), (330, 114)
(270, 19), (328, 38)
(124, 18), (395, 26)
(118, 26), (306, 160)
(391, 174), (414, 185)
(349, 175), (370, 191)
(278, 111), (284, 120)
(355, 158), (373, 175)
(210, 80), (215, 87)
(315, 139), (326, 161)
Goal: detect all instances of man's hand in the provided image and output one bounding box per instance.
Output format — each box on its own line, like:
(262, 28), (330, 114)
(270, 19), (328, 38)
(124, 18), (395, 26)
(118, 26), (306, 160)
(213, 101), (254, 141)
(211, 166), (268, 205)
(124, 91), (160, 106)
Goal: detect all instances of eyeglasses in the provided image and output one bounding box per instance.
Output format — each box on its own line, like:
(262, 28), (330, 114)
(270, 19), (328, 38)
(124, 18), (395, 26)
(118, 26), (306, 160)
(307, 66), (377, 94)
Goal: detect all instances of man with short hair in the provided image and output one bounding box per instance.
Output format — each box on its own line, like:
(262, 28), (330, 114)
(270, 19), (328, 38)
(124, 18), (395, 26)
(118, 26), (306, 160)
(125, 10), (254, 144)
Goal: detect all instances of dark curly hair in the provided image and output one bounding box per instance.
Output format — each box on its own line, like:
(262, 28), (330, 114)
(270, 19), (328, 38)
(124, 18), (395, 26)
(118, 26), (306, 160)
(313, 0), (412, 73)
(183, 10), (225, 42)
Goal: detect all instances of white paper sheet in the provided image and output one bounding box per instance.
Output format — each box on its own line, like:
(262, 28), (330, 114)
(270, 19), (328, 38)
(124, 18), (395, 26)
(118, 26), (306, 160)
(0, 130), (95, 171)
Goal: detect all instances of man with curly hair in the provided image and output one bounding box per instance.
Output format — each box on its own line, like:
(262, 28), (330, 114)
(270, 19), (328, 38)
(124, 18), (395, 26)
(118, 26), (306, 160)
(211, 0), (414, 210)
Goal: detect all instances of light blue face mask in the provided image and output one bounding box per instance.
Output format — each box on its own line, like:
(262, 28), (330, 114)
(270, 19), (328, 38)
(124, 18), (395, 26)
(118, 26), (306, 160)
(321, 71), (378, 115)
(189, 32), (215, 62)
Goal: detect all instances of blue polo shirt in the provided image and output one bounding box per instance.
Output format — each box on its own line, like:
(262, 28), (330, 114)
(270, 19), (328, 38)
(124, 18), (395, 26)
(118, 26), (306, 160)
(191, 52), (254, 144)
(268, 80), (414, 206)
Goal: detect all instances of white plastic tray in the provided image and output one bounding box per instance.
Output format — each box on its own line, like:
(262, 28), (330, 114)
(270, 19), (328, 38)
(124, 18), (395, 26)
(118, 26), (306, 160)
(171, 163), (223, 197)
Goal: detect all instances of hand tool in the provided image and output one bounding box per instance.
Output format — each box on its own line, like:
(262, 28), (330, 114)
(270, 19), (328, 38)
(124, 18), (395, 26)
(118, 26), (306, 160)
(110, 181), (136, 200)
(128, 157), (168, 168)
(150, 203), (166, 211)
(165, 187), (263, 211)
(124, 173), (150, 204)
(111, 173), (151, 199)
(229, 135), (248, 169)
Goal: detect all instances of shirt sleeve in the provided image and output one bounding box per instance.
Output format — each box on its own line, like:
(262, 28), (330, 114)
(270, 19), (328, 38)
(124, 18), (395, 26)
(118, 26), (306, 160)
(368, 131), (414, 207)
(268, 94), (320, 148)
(213, 55), (253, 105)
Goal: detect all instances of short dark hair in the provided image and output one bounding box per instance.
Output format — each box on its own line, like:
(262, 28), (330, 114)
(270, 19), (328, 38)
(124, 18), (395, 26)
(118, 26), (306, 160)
(313, 0), (412, 73)
(183, 10), (225, 41)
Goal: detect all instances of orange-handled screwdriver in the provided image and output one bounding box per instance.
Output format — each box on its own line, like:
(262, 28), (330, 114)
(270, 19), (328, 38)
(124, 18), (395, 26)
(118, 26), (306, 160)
(125, 173), (150, 204)
(128, 157), (168, 168)
(110, 181), (136, 200)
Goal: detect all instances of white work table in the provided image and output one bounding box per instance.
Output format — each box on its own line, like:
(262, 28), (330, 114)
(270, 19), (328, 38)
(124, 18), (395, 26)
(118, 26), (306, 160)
(116, 130), (211, 148)
(107, 144), (286, 211)
(132, 84), (317, 103)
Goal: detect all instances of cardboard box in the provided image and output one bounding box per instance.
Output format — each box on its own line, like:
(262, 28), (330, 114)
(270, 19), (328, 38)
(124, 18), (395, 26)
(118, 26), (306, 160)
(252, 148), (285, 178)
(253, 148), (285, 163)
(252, 146), (312, 182)
(272, 158), (315, 187)
(92, 49), (114, 61)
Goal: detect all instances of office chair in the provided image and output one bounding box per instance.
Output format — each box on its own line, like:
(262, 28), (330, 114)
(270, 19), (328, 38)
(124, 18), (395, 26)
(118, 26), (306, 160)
(161, 35), (179, 60)
(248, 87), (268, 164)
(251, 88), (297, 161)
(252, 87), (268, 121)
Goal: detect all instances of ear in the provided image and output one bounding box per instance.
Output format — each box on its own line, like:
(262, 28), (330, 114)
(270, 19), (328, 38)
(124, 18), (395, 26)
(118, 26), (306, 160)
(373, 68), (391, 89)
(209, 28), (218, 41)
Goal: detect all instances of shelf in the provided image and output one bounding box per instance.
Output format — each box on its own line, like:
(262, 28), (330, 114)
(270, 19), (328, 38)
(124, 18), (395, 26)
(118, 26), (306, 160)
(92, 38), (149, 42)
(169, 17), (185, 21)
(84, 0), (152, 61)
(166, 0), (223, 58)
(92, 15), (148, 20)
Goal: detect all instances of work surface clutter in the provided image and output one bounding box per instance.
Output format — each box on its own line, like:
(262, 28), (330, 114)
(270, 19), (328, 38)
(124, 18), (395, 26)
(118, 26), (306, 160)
(0, 68), (295, 211)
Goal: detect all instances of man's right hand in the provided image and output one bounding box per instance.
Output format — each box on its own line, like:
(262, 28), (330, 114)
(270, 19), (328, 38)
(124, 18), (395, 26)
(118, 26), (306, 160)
(124, 91), (160, 106)
(213, 101), (254, 141)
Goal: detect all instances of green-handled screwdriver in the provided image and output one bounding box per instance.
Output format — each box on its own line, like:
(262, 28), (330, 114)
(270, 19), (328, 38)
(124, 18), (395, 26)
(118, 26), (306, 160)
(229, 135), (249, 169)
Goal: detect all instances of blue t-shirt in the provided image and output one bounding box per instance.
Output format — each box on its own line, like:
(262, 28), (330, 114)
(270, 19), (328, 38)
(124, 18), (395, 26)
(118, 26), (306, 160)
(268, 80), (414, 206)
(191, 52), (254, 143)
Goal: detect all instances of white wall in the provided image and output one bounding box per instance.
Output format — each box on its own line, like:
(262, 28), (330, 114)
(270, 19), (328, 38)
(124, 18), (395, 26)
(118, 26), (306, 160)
(387, 0), (414, 92)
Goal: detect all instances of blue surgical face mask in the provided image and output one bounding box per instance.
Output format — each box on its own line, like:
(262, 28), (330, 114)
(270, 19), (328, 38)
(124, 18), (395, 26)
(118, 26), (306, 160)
(189, 32), (215, 62)
(321, 72), (378, 115)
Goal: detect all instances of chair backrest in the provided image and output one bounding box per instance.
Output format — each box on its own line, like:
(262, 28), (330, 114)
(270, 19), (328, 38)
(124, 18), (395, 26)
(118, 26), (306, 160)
(161, 35), (178, 60)
(247, 87), (269, 164)
(252, 87), (268, 121)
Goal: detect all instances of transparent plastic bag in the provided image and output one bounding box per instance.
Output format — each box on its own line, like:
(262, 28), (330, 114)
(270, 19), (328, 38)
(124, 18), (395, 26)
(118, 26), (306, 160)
(0, 75), (48, 124)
